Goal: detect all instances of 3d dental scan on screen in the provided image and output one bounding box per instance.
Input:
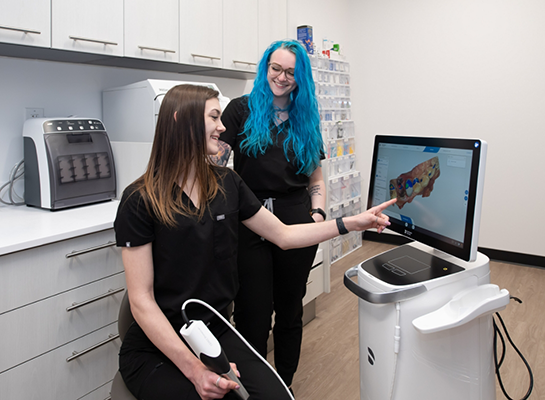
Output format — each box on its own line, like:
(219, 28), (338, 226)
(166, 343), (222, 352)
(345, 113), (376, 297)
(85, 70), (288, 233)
(368, 135), (486, 262)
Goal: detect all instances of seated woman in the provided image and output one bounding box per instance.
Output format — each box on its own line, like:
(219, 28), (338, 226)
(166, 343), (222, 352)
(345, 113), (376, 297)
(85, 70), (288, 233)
(114, 84), (395, 400)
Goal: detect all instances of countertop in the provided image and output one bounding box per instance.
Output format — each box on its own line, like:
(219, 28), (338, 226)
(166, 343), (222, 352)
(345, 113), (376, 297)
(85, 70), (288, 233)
(0, 200), (120, 256)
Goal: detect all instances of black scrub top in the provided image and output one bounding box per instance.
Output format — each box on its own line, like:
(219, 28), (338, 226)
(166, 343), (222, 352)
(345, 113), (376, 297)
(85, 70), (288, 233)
(221, 96), (323, 199)
(114, 167), (262, 335)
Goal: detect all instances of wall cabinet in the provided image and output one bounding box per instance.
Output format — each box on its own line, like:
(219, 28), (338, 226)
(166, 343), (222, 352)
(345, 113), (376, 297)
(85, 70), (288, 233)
(0, 0), (287, 78)
(258, 0), (288, 55)
(0, 0), (50, 48)
(52, 0), (123, 56)
(125, 0), (180, 63)
(223, 0), (259, 71)
(180, 0), (223, 67)
(0, 229), (125, 400)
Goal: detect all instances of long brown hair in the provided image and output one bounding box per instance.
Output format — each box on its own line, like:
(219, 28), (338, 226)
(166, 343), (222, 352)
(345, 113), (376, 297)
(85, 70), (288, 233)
(133, 84), (223, 227)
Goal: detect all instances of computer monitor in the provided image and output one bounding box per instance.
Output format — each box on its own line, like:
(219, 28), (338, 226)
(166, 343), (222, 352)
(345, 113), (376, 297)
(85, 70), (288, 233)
(367, 135), (487, 262)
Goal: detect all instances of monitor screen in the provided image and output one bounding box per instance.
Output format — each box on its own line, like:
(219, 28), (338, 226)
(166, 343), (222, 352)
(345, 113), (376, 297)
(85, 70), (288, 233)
(367, 135), (487, 262)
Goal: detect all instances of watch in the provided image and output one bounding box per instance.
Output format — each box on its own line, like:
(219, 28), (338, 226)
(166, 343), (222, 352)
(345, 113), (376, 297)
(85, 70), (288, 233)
(310, 208), (327, 220)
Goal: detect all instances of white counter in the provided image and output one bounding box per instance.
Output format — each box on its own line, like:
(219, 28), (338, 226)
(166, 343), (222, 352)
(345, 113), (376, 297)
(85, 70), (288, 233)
(0, 200), (120, 256)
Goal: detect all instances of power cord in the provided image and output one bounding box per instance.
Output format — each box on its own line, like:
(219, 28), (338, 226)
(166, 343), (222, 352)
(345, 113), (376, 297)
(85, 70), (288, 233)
(182, 299), (295, 400)
(494, 296), (534, 400)
(0, 160), (25, 206)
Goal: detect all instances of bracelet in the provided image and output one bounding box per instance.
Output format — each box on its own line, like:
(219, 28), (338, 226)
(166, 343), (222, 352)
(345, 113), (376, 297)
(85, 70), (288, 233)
(310, 208), (326, 220)
(336, 217), (349, 235)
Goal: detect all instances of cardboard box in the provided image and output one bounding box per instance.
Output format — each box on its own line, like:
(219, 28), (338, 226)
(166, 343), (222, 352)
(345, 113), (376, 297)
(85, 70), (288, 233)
(297, 25), (314, 54)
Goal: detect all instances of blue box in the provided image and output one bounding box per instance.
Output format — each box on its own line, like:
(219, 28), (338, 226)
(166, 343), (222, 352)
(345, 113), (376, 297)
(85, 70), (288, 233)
(297, 25), (314, 55)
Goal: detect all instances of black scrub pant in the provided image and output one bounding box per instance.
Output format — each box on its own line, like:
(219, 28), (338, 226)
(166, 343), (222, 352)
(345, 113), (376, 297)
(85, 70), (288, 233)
(119, 324), (291, 400)
(234, 192), (318, 387)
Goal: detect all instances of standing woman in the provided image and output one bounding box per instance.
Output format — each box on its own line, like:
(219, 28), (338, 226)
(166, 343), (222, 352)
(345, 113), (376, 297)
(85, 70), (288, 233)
(215, 39), (326, 389)
(114, 83), (394, 399)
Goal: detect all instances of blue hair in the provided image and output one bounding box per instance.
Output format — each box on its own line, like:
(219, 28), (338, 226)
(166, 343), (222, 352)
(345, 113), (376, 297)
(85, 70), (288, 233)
(239, 39), (323, 176)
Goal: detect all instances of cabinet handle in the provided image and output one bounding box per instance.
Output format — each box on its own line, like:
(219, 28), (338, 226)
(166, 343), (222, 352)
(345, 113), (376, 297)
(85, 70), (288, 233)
(66, 287), (125, 312)
(232, 60), (257, 66)
(0, 25), (40, 35)
(69, 36), (118, 46)
(66, 333), (119, 362)
(65, 241), (116, 258)
(191, 53), (221, 61)
(138, 45), (176, 54)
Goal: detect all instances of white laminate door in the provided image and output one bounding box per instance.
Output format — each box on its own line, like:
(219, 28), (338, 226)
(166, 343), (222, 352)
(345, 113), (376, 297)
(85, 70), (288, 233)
(0, 272), (126, 373)
(51, 0), (123, 56)
(124, 0), (179, 62)
(223, 0), (258, 72)
(0, 323), (120, 400)
(179, 0), (223, 67)
(0, 229), (123, 315)
(258, 0), (287, 55)
(0, 0), (50, 47)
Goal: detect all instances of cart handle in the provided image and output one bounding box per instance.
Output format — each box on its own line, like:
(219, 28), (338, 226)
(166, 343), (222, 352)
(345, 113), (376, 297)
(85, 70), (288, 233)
(344, 266), (427, 304)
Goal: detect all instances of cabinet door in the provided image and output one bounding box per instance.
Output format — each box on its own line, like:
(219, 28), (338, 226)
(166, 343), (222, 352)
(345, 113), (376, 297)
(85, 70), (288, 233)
(258, 0), (287, 57)
(0, 273), (125, 373)
(0, 323), (120, 400)
(0, 229), (123, 315)
(0, 0), (50, 47)
(51, 0), (123, 56)
(125, 0), (179, 63)
(223, 0), (258, 71)
(179, 0), (223, 67)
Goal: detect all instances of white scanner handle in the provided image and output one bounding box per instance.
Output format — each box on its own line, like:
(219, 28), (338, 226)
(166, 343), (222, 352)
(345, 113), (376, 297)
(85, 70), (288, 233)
(412, 284), (510, 334)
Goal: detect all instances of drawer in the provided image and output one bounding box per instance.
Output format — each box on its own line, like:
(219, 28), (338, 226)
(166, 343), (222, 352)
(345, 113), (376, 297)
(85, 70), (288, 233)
(79, 379), (113, 400)
(0, 229), (123, 314)
(0, 272), (125, 373)
(0, 322), (120, 400)
(303, 264), (324, 306)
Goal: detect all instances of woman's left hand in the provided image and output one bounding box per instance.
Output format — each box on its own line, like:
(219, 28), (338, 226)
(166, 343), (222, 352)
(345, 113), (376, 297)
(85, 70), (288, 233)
(349, 198), (397, 233)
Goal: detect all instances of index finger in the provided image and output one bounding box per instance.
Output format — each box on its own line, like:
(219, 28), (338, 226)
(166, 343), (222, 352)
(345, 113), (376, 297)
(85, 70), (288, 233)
(373, 198), (397, 212)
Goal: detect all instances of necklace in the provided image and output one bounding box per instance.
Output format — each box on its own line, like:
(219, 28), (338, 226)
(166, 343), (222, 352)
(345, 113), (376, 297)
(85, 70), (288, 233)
(273, 105), (289, 113)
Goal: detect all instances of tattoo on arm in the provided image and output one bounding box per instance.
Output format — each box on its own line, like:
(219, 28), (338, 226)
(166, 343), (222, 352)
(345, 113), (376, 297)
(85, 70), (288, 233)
(308, 185), (322, 197)
(209, 141), (232, 167)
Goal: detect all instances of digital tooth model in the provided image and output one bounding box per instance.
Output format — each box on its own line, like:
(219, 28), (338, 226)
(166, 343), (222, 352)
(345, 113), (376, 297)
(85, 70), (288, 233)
(389, 156), (440, 209)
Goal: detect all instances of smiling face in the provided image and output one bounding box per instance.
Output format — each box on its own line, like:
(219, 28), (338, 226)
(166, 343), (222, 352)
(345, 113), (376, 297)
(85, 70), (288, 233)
(204, 98), (225, 155)
(267, 48), (297, 103)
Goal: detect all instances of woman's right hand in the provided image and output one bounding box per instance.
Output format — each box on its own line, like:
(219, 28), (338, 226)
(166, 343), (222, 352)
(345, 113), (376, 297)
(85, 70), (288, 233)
(191, 363), (240, 400)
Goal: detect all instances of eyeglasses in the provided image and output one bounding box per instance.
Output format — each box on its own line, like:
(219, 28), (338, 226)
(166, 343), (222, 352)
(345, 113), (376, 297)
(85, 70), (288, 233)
(268, 62), (295, 81)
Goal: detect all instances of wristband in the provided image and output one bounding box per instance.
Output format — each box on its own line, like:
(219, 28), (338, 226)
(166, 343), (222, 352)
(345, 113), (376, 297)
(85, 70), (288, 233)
(336, 217), (349, 235)
(310, 208), (327, 220)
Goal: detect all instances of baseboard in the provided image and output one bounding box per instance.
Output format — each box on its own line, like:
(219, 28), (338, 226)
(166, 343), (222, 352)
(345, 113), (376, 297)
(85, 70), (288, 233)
(362, 231), (544, 269)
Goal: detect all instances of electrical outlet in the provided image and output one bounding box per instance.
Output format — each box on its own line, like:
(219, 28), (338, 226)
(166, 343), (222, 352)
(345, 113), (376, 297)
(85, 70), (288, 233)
(25, 107), (44, 120)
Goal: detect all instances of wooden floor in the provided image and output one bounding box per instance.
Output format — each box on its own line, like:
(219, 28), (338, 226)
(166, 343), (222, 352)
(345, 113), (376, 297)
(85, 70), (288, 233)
(279, 241), (543, 399)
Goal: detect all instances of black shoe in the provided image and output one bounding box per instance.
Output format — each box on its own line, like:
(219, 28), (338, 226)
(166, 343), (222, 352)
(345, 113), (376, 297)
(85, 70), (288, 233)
(289, 387), (295, 398)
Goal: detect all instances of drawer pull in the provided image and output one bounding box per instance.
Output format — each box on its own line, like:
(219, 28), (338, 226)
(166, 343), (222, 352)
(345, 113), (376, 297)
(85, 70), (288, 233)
(66, 333), (119, 362)
(0, 24), (41, 35)
(69, 35), (118, 46)
(66, 287), (125, 312)
(191, 53), (221, 61)
(66, 241), (116, 258)
(138, 45), (176, 54)
(232, 60), (257, 66)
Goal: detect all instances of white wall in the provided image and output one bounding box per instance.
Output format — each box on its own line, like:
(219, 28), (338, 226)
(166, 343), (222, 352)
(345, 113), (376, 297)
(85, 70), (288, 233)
(0, 56), (252, 203)
(348, 0), (545, 257)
